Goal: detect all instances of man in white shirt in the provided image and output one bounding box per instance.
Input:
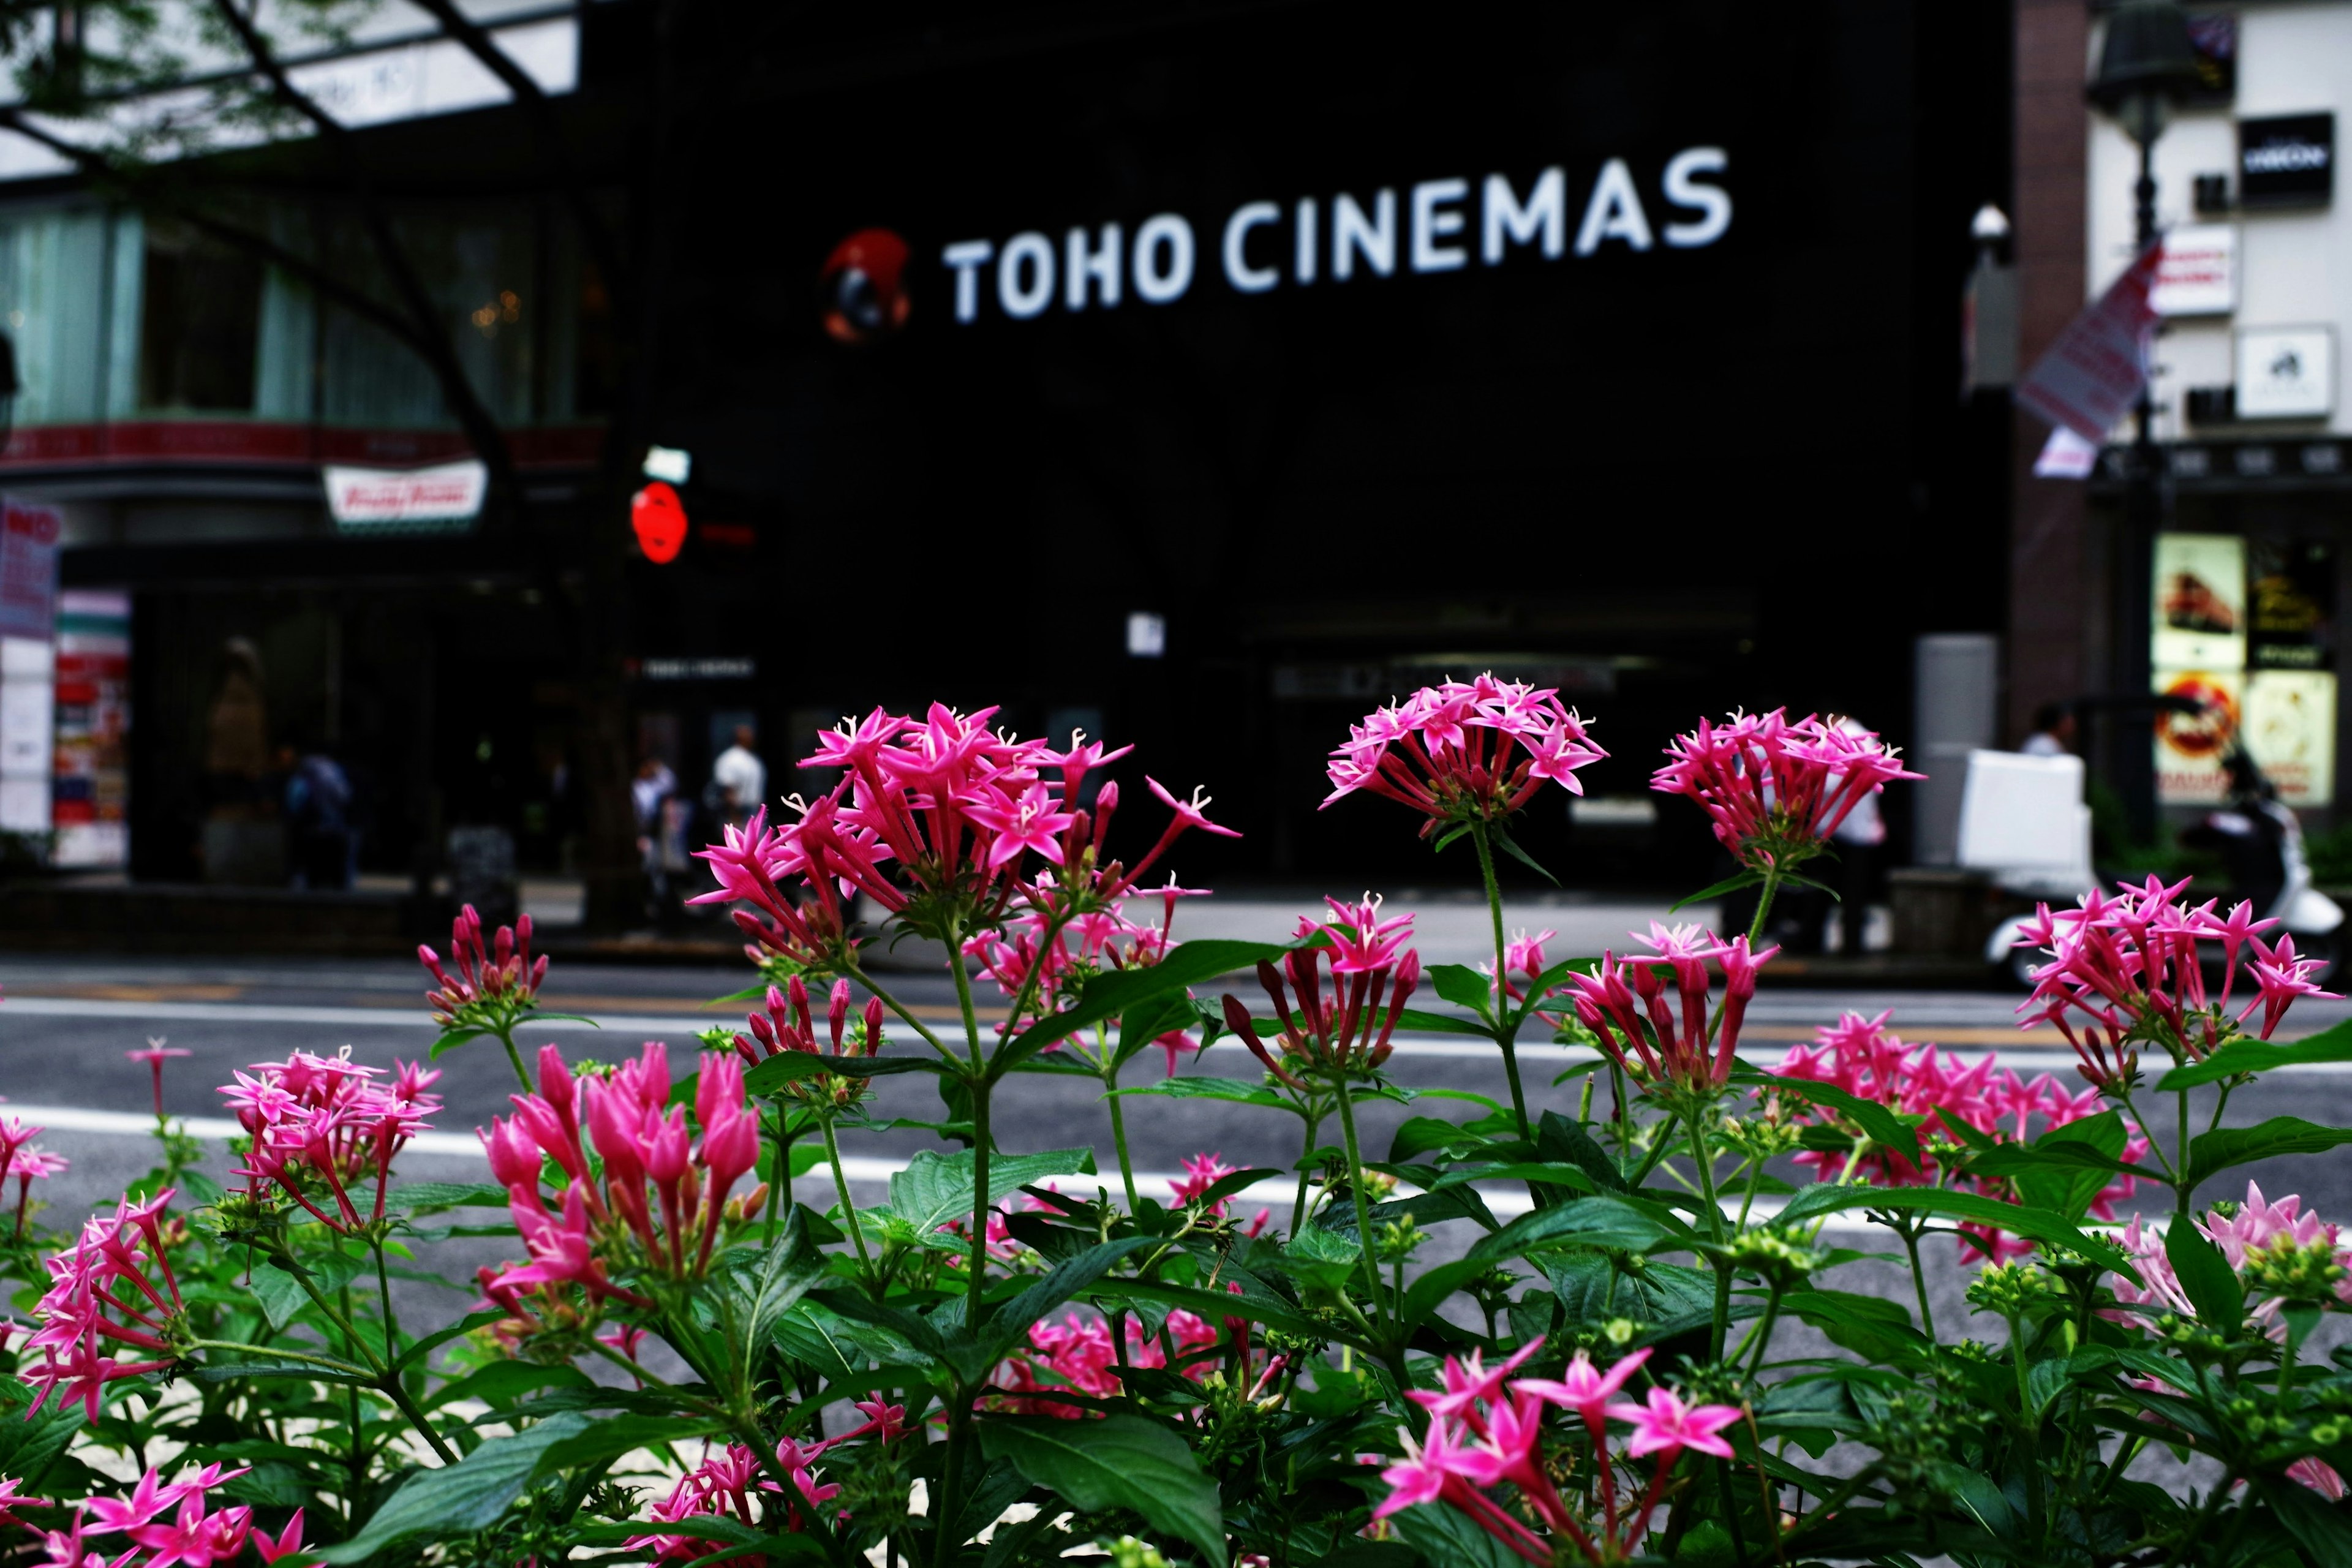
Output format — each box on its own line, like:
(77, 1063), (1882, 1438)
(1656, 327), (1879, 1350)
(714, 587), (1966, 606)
(2021, 701), (2076, 758)
(711, 725), (767, 826)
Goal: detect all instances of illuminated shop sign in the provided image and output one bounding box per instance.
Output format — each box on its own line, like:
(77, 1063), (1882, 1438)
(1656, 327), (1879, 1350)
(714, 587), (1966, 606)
(939, 151), (1732, 324)
(2239, 113), (2333, 207)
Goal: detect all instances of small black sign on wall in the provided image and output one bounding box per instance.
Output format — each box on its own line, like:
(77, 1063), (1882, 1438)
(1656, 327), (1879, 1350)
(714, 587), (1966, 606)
(2240, 113), (2334, 206)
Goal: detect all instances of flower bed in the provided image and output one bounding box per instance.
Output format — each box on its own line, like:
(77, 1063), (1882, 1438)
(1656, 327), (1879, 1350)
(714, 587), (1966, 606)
(4, 682), (2350, 1566)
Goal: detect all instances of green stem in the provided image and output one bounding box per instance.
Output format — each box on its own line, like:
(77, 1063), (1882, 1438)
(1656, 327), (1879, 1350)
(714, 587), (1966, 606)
(190, 1339), (372, 1379)
(277, 1253), (458, 1464)
(493, 1026), (532, 1093)
(2007, 1308), (2045, 1533)
(764, 1109), (791, 1248)
(1331, 1074), (1386, 1332)
(373, 1240), (401, 1363)
(2176, 1087), (2194, 1218)
(1292, 1104), (1323, 1236)
(1747, 869), (1784, 946)
(946, 922), (993, 1329)
(1683, 1110), (1730, 1362)
(1468, 821), (1531, 1140)
(1104, 1065), (1140, 1213)
(821, 1115), (873, 1273)
(1900, 1223), (1937, 1341)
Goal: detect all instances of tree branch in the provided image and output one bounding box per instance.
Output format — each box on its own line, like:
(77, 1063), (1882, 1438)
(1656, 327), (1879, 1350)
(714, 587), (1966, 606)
(0, 107), (450, 369)
(203, 0), (523, 514)
(401, 0), (631, 303)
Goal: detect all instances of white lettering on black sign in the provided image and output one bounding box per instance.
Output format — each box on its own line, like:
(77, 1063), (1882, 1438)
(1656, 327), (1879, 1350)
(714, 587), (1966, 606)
(941, 151), (1732, 323)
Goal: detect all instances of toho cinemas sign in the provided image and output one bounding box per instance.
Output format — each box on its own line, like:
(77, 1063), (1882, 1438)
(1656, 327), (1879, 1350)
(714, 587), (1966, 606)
(937, 149), (1732, 323)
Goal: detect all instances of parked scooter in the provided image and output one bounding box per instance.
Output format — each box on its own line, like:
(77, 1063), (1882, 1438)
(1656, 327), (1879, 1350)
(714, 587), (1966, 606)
(1973, 741), (2343, 987)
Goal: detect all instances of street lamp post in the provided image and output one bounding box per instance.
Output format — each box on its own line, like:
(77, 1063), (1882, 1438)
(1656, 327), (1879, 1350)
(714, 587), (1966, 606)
(2087, 1), (2201, 842)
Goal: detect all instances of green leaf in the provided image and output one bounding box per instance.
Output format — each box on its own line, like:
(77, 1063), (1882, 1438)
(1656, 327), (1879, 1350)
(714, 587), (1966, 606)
(1670, 869), (1765, 914)
(1535, 1110), (1630, 1193)
(390, 1183), (512, 1213)
(251, 1253), (362, 1332)
(1386, 1502), (1525, 1568)
(1112, 1076), (1287, 1108)
(1427, 963), (1496, 1020)
(2165, 1220), (2244, 1332)
(1390, 1007), (1494, 1039)
(711, 1219), (831, 1354)
(428, 1027), (489, 1060)
(1767, 1185), (2129, 1272)
(2185, 1117), (2352, 1192)
(888, 1148), (1097, 1237)
(742, 1052), (941, 1095)
(978, 1414), (1224, 1566)
(982, 1238), (1159, 1363)
(1114, 990), (1205, 1072)
(530, 1413), (729, 1477)
(996, 938), (1302, 1072)
(1740, 1072), (1922, 1167)
(1783, 1289), (1929, 1362)
(2156, 1016), (2352, 1090)
(2256, 1474), (2352, 1568)
(311, 1412), (593, 1563)
(1465, 1194), (1684, 1264)
(1487, 822), (1560, 886)
(2011, 1110), (2132, 1219)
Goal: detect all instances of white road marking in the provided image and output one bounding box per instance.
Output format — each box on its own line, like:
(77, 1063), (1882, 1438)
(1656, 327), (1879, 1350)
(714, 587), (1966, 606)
(7, 1104), (1955, 1231)
(6, 997), (2351, 1077)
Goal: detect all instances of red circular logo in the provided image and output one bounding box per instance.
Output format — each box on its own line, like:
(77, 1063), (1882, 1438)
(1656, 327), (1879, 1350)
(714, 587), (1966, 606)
(2156, 673), (2239, 758)
(820, 228), (912, 344)
(631, 481), (687, 564)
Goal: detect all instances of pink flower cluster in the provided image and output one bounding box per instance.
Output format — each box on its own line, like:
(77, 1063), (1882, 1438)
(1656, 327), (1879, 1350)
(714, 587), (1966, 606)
(2113, 1182), (2352, 1330)
(968, 878), (1212, 1063)
(696, 709), (1233, 965)
(1772, 1012), (2144, 1262)
(479, 1044), (760, 1315)
(5, 1464), (309, 1568)
(623, 1408), (900, 1565)
(731, 975), (886, 1104)
(21, 1192), (183, 1420)
(1, 1114), (66, 1238)
(1652, 710), (1919, 872)
(2016, 878), (2338, 1082)
(1322, 674), (1604, 832)
(418, 905), (546, 1027)
(1561, 923), (1776, 1091)
(1378, 1342), (1739, 1566)
(990, 1309), (1223, 1419)
(1170, 1152), (1272, 1235)
(1221, 895), (1421, 1084)
(219, 1050), (441, 1234)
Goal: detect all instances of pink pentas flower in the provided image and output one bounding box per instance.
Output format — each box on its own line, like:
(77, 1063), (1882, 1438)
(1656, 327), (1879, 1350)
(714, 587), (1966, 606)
(1559, 926), (1777, 1091)
(21, 1191), (186, 1417)
(1221, 902), (1420, 1084)
(989, 1309), (1222, 1419)
(1406, 1338), (1545, 1431)
(419, 904), (546, 1026)
(0, 1476), (50, 1527)
(1605, 1385), (1742, 1460)
(125, 1039), (190, 1119)
(2016, 879), (2338, 1079)
(219, 1048), (440, 1233)
(1322, 674), (1605, 835)
(1515, 1346), (1652, 1423)
(1653, 709), (1919, 873)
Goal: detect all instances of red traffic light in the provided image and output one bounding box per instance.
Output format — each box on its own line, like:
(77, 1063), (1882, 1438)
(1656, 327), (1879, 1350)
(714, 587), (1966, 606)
(631, 481), (687, 564)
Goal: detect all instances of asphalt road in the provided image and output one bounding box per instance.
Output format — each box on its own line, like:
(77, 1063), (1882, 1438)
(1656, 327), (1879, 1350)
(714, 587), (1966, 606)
(4, 953), (2351, 1348)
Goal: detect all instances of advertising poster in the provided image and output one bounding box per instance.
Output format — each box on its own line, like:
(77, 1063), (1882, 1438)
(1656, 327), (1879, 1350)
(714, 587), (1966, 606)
(2243, 669), (2337, 805)
(2152, 533), (2247, 670)
(2154, 666), (2244, 804)
(2250, 537), (2335, 671)
(51, 590), (130, 867)
(0, 499), (59, 643)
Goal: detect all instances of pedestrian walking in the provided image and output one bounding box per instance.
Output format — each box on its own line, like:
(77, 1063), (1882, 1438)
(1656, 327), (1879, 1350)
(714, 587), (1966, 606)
(710, 723), (767, 827)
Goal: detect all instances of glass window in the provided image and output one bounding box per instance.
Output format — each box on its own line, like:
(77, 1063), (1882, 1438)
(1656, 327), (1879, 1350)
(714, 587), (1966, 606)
(138, 221), (262, 413)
